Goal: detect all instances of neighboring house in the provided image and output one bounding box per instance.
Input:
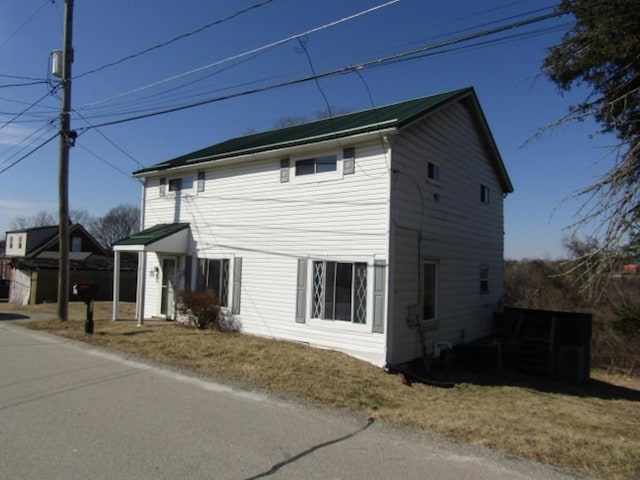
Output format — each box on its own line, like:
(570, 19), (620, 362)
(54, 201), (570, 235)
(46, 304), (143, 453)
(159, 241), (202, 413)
(113, 87), (514, 367)
(4, 224), (136, 304)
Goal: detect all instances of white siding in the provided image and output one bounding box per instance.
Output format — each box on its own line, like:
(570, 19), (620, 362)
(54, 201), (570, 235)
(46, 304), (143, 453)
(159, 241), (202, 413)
(9, 269), (31, 305)
(389, 100), (506, 364)
(5, 233), (26, 257)
(141, 139), (390, 365)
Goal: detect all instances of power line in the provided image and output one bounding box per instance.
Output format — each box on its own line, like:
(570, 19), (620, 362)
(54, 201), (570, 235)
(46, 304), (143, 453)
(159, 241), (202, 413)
(74, 0), (276, 80)
(0, 123), (52, 166)
(74, 1), (558, 120)
(77, 8), (567, 132)
(73, 55), (287, 121)
(0, 89), (57, 132)
(0, 80), (51, 89)
(76, 142), (141, 180)
(78, 0), (402, 110)
(0, 0), (52, 51)
(0, 133), (58, 176)
(72, 109), (143, 168)
(0, 73), (48, 82)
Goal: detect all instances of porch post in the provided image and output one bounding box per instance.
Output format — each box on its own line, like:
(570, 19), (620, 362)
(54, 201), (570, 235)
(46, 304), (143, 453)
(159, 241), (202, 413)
(136, 251), (146, 326)
(112, 250), (120, 321)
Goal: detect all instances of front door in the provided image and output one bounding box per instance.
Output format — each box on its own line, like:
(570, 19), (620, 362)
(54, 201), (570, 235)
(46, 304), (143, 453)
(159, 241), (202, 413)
(160, 257), (177, 320)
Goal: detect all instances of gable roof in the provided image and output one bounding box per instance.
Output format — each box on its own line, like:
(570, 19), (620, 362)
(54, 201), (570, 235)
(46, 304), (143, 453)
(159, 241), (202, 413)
(134, 87), (513, 193)
(4, 224), (108, 258)
(28, 224), (108, 258)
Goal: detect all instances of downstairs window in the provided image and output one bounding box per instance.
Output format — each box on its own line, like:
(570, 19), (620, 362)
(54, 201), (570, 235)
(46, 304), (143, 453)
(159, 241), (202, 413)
(312, 261), (367, 324)
(197, 258), (230, 307)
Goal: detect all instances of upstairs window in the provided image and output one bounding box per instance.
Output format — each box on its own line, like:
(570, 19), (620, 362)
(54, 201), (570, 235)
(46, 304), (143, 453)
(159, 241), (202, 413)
(197, 171), (205, 192)
(481, 184), (490, 204)
(427, 162), (440, 181)
(169, 178), (182, 192)
(18, 236), (23, 249)
(295, 155), (337, 176)
(8, 236), (14, 249)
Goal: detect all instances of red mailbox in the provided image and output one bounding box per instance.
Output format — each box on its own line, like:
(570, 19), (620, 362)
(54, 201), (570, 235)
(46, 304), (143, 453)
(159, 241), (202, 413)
(73, 283), (98, 334)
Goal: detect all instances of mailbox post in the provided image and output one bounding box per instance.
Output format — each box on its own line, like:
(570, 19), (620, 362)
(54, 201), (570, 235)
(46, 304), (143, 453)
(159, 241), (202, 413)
(73, 283), (98, 334)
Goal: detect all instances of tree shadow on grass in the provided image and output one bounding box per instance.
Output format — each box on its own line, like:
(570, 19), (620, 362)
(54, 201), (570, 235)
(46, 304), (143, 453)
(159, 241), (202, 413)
(393, 357), (640, 402)
(452, 365), (640, 402)
(0, 312), (30, 321)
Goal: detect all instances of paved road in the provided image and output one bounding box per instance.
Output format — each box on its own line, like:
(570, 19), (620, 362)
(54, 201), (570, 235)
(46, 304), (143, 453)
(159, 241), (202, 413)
(0, 323), (588, 480)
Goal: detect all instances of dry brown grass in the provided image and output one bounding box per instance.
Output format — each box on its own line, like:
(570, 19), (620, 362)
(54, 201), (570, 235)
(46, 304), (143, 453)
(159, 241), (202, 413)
(4, 301), (640, 480)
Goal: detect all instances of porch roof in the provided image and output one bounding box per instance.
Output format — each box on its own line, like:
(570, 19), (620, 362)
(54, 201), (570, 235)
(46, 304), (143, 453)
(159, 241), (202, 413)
(113, 223), (190, 253)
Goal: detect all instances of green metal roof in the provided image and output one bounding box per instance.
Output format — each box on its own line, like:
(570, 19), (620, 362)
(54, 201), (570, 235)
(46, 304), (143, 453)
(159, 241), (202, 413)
(133, 88), (473, 176)
(113, 223), (189, 247)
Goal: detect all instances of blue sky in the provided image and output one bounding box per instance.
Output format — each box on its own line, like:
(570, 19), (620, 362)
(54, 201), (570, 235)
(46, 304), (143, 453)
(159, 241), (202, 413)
(0, 0), (614, 259)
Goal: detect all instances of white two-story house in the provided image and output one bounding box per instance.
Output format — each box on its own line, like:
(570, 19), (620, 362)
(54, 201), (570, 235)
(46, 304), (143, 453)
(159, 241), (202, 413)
(113, 87), (513, 368)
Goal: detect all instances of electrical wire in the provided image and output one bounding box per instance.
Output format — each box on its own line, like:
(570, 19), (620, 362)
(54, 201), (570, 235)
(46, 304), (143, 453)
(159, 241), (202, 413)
(0, 80), (51, 89)
(0, 0), (52, 52)
(0, 88), (57, 132)
(0, 74), (48, 81)
(0, 133), (58, 176)
(76, 8), (567, 132)
(74, 1), (559, 121)
(78, 0), (402, 110)
(74, 54), (287, 120)
(72, 109), (143, 169)
(297, 36), (334, 119)
(0, 123), (52, 166)
(76, 142), (141, 180)
(75, 0), (276, 80)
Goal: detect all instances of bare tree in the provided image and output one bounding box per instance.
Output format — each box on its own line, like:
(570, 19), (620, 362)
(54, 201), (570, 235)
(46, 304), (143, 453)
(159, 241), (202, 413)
(91, 204), (140, 249)
(9, 209), (94, 230)
(10, 211), (56, 230)
(69, 208), (94, 227)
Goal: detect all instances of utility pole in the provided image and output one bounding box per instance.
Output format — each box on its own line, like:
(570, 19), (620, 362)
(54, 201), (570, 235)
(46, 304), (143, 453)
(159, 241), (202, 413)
(57, 0), (74, 321)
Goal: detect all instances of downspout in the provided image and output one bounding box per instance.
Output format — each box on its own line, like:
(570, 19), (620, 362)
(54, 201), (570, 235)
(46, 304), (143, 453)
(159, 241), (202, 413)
(384, 135), (395, 366)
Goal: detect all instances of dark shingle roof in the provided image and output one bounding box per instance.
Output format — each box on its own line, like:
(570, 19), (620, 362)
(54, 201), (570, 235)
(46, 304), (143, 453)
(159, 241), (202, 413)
(133, 88), (472, 175)
(113, 223), (189, 247)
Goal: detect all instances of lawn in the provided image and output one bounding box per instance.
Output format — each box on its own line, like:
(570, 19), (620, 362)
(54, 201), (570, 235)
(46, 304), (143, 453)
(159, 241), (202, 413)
(4, 301), (640, 480)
